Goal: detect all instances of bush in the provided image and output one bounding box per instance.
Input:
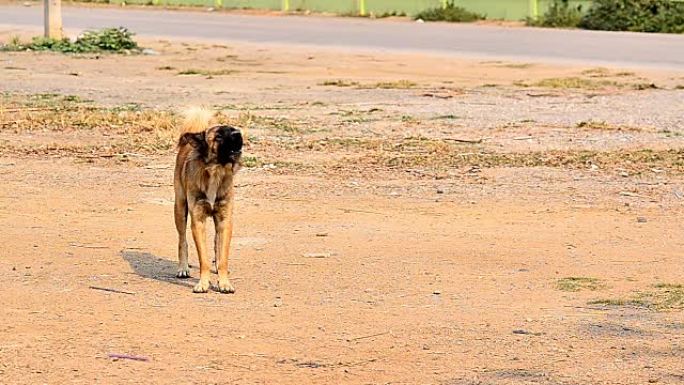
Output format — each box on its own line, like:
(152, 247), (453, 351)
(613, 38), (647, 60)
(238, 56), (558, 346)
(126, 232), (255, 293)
(527, 0), (583, 28)
(1, 27), (140, 53)
(579, 0), (684, 33)
(76, 27), (139, 51)
(414, 0), (485, 22)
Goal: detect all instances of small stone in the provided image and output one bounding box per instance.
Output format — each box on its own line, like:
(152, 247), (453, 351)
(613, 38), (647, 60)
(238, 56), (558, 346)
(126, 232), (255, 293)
(620, 171), (629, 177)
(315, 232), (328, 237)
(436, 188), (444, 194)
(142, 48), (159, 56)
(433, 290), (441, 295)
(637, 216), (647, 223)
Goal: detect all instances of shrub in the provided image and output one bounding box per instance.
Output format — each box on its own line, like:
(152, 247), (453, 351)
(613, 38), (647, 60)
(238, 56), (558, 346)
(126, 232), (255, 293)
(527, 0), (583, 28)
(414, 0), (485, 22)
(1, 27), (140, 53)
(579, 0), (684, 33)
(75, 27), (139, 51)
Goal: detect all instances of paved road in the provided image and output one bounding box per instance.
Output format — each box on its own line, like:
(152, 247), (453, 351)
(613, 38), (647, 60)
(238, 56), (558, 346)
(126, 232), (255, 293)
(1, 5), (683, 69)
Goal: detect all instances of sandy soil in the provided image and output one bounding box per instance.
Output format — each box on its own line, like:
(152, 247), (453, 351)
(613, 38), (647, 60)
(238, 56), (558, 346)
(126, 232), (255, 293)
(1, 31), (683, 385)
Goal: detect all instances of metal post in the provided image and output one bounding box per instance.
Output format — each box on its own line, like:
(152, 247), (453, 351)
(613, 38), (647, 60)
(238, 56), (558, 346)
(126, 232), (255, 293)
(282, 0), (289, 12)
(358, 0), (366, 16)
(529, 0), (539, 19)
(44, 0), (63, 39)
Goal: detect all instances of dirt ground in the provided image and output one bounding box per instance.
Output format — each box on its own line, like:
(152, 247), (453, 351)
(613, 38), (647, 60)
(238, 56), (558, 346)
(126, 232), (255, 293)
(1, 28), (684, 385)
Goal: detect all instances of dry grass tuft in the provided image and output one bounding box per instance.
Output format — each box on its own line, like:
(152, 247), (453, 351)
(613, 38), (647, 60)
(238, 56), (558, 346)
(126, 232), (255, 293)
(177, 68), (238, 76)
(319, 80), (360, 87)
(576, 120), (644, 132)
(515, 77), (657, 91)
(0, 93), (179, 154)
(320, 79), (417, 89)
(589, 283), (684, 311)
(557, 277), (606, 292)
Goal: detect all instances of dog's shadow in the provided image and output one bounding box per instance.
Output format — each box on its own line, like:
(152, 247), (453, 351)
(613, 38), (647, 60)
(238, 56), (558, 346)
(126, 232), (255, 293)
(121, 250), (195, 289)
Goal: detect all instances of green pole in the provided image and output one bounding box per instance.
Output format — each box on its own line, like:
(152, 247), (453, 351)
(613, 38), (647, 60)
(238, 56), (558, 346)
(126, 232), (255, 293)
(359, 0), (366, 16)
(529, 0), (539, 19)
(442, 0), (448, 9)
(282, 0), (289, 12)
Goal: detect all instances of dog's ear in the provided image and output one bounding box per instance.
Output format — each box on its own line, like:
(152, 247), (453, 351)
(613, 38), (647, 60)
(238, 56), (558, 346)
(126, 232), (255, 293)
(179, 132), (208, 154)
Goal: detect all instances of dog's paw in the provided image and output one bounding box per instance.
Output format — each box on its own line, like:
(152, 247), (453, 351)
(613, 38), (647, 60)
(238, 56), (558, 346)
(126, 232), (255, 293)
(176, 265), (190, 278)
(217, 279), (235, 294)
(193, 280), (210, 293)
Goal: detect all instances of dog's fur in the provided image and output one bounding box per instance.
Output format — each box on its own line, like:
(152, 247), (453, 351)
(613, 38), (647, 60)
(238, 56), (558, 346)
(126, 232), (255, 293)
(174, 107), (243, 293)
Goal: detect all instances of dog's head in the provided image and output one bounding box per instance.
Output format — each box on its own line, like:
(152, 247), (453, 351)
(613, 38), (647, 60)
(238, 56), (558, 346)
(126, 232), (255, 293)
(180, 125), (243, 166)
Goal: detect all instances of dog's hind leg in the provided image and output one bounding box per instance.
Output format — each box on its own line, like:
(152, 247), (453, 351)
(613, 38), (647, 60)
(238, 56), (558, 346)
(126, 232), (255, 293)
(174, 189), (190, 278)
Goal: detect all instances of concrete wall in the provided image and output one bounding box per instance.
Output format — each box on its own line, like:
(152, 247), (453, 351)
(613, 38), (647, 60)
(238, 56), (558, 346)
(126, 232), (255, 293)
(111, 0), (596, 20)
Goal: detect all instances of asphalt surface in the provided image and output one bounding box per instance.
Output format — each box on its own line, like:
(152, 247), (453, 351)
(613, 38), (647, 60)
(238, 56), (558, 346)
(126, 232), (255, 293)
(1, 4), (683, 69)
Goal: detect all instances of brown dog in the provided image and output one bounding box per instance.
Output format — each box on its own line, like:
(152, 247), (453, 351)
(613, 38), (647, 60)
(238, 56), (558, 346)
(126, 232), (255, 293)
(174, 108), (243, 293)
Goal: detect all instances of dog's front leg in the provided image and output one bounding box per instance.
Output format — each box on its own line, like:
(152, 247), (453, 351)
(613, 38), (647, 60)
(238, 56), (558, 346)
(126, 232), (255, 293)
(189, 200), (212, 293)
(214, 196), (235, 294)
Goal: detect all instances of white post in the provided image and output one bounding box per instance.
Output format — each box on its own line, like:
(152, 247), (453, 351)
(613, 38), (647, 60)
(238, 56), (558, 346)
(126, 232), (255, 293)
(44, 0), (63, 39)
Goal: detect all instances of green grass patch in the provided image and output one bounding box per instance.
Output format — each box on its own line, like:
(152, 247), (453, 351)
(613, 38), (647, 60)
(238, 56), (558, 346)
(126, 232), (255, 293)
(1, 28), (140, 53)
(526, 0), (582, 28)
(580, 0), (684, 34)
(415, 0), (485, 22)
(375, 10), (407, 18)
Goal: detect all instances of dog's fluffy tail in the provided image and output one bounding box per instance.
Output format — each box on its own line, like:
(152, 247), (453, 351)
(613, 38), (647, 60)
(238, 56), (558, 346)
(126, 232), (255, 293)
(180, 106), (214, 135)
